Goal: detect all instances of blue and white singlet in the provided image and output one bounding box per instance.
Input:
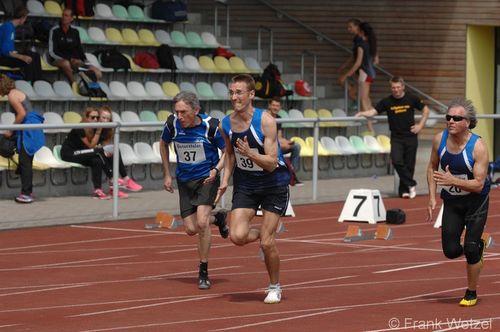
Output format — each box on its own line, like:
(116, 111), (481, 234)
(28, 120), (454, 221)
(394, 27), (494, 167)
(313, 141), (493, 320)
(221, 108), (290, 189)
(438, 128), (490, 199)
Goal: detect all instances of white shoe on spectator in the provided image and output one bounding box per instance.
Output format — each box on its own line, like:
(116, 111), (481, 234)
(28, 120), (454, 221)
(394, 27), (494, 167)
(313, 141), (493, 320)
(409, 186), (417, 199)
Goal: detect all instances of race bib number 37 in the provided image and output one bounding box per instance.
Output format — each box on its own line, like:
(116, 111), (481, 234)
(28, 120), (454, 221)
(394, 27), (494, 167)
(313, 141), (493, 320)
(235, 149), (263, 171)
(175, 142), (206, 164)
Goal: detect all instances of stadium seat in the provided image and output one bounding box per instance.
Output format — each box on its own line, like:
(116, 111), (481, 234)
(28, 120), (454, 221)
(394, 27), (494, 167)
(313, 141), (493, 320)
(317, 108), (338, 127)
(154, 29), (172, 45)
(119, 143), (141, 165)
(426, 108), (439, 127)
(196, 82), (217, 100)
(277, 109), (293, 128)
(33, 80), (60, 100)
(303, 108), (318, 128)
(335, 135), (358, 155)
(121, 53), (146, 72)
(120, 111), (144, 132)
(152, 141), (177, 163)
(127, 81), (154, 100)
(350, 135), (374, 154)
(198, 56), (217, 73)
(139, 110), (160, 132)
(363, 135), (385, 153)
(122, 28), (142, 45)
(111, 4), (129, 20)
(179, 82), (198, 96)
(128, 5), (148, 21)
(134, 142), (161, 163)
(244, 57), (262, 73)
(290, 137), (313, 157)
(186, 31), (205, 47)
(53, 145), (84, 168)
(332, 108), (360, 127)
(63, 111), (82, 124)
(43, 111), (68, 134)
(157, 110), (172, 122)
(162, 81), (181, 98)
(34, 146), (71, 169)
(305, 137), (332, 156)
(27, 0), (46, 16)
(41, 53), (58, 71)
(173, 55), (185, 71)
(95, 3), (113, 18)
(201, 31), (220, 47)
(229, 56), (250, 73)
(85, 53), (113, 72)
(88, 27), (109, 43)
(145, 81), (168, 100)
(0, 112), (15, 128)
(182, 55), (202, 72)
(53, 80), (86, 101)
(105, 27), (125, 44)
(109, 81), (134, 100)
(75, 27), (93, 44)
(138, 29), (160, 46)
(170, 30), (189, 47)
(15, 80), (40, 100)
(214, 56), (233, 73)
(376, 134), (391, 153)
(288, 109), (307, 128)
(212, 81), (228, 99)
(320, 136), (343, 155)
(44, 0), (62, 16)
(209, 110), (226, 121)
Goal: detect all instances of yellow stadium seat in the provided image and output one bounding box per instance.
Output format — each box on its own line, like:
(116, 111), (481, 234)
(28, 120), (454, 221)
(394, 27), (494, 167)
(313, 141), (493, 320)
(290, 137), (313, 157)
(157, 110), (172, 122)
(317, 108), (339, 127)
(305, 137), (332, 156)
(44, 0), (62, 16)
(162, 81), (181, 98)
(63, 111), (82, 124)
(198, 56), (218, 73)
(138, 29), (160, 46)
(376, 134), (391, 153)
(214, 56), (233, 73)
(105, 27), (124, 44)
(122, 28), (142, 45)
(229, 56), (250, 73)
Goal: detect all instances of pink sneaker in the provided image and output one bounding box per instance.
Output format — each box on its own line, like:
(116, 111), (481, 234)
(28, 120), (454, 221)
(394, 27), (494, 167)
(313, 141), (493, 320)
(124, 178), (143, 192)
(109, 188), (129, 199)
(93, 188), (111, 200)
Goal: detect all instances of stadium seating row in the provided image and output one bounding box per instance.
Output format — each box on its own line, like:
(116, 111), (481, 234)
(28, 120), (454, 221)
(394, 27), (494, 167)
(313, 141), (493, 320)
(291, 135), (391, 157)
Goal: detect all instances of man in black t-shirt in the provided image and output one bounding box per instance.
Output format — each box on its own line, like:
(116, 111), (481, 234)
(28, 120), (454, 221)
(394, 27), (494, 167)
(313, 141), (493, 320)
(48, 8), (102, 83)
(356, 76), (429, 198)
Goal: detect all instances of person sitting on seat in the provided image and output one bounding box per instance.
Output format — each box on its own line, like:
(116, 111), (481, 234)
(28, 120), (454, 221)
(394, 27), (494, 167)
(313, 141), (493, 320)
(0, 6), (43, 82)
(48, 7), (102, 83)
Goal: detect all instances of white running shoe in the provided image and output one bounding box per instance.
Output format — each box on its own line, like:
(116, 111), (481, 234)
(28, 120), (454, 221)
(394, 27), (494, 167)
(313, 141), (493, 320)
(409, 186), (417, 199)
(264, 287), (282, 304)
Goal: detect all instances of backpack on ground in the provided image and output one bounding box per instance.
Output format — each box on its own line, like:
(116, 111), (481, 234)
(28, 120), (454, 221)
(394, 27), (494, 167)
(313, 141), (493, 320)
(78, 71), (106, 98)
(65, 0), (95, 17)
(151, 0), (188, 22)
(254, 63), (293, 99)
(134, 52), (160, 69)
(94, 49), (130, 72)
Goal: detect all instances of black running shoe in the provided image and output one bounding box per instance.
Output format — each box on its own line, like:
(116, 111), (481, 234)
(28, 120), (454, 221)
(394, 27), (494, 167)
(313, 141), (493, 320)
(198, 277), (211, 290)
(214, 210), (229, 239)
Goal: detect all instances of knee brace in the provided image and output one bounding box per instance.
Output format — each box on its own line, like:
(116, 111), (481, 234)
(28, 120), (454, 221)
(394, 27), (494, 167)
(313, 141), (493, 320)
(464, 241), (482, 265)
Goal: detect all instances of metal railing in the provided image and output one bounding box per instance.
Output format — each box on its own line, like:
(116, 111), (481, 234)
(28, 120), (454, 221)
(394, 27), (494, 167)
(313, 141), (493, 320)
(214, 0), (230, 47)
(257, 25), (274, 64)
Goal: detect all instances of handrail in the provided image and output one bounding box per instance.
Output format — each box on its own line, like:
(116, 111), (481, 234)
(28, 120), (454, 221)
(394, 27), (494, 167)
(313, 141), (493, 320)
(214, 0), (230, 47)
(255, 0), (447, 111)
(300, 50), (317, 109)
(257, 26), (274, 64)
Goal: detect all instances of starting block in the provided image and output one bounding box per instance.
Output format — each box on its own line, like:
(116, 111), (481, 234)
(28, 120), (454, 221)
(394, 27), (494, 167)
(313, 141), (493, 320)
(339, 189), (386, 224)
(144, 212), (183, 230)
(343, 224), (393, 242)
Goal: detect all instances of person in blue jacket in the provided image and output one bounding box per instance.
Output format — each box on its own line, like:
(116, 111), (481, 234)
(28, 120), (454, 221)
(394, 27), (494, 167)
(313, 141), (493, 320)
(0, 6), (42, 82)
(0, 74), (44, 203)
(427, 97), (490, 307)
(160, 91), (228, 290)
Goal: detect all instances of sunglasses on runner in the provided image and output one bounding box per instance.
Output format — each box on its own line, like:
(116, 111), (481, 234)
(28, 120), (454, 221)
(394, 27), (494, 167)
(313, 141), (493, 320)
(445, 115), (466, 122)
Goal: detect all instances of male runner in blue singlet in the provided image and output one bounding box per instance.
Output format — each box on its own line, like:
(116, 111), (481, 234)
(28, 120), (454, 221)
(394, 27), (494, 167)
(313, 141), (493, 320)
(220, 74), (290, 304)
(427, 97), (490, 306)
(160, 91), (228, 290)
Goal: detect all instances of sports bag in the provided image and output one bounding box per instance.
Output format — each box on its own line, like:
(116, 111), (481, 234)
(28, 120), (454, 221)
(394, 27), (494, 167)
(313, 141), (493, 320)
(94, 49), (130, 72)
(295, 79), (312, 97)
(151, 0), (188, 22)
(134, 52), (160, 69)
(65, 0), (95, 17)
(254, 63), (293, 99)
(0, 135), (16, 158)
(386, 208), (406, 224)
(78, 71), (106, 98)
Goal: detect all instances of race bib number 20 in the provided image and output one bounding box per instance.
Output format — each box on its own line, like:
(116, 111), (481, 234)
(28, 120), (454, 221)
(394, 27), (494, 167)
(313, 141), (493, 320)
(443, 173), (469, 196)
(175, 142), (206, 164)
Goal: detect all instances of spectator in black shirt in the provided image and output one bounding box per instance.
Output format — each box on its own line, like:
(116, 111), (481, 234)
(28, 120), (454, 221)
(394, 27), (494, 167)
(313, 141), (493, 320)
(356, 76), (429, 198)
(48, 8), (102, 83)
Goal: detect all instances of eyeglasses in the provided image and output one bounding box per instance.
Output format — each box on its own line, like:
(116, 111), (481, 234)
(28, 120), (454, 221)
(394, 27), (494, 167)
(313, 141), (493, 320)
(445, 115), (466, 122)
(88, 115), (99, 120)
(228, 90), (248, 97)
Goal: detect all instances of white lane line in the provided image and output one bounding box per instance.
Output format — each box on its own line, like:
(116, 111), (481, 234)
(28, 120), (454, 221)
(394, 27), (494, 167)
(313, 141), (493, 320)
(140, 265), (240, 280)
(0, 234), (161, 252)
(209, 308), (349, 331)
(0, 284), (89, 297)
(280, 275), (356, 289)
(30, 255), (137, 268)
(281, 253), (336, 262)
(70, 224), (183, 235)
(373, 262), (443, 274)
(69, 294), (220, 318)
(365, 316), (500, 332)
(388, 286), (466, 302)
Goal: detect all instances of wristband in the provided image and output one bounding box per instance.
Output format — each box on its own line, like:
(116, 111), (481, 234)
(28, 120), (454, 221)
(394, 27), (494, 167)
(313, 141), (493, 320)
(212, 167), (220, 175)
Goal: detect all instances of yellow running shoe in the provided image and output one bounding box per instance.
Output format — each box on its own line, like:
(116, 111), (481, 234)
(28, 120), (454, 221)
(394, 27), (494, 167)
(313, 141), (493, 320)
(459, 289), (477, 307)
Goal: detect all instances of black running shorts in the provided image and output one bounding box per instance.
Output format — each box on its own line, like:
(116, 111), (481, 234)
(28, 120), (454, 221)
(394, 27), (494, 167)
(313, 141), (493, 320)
(232, 185), (289, 216)
(177, 177), (220, 218)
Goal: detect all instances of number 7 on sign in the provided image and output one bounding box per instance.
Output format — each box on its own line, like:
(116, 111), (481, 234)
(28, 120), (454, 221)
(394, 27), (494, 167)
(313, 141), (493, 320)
(338, 189), (386, 224)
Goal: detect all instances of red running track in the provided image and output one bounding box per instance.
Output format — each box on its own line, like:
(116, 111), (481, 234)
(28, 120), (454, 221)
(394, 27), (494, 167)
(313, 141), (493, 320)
(1, 191), (500, 331)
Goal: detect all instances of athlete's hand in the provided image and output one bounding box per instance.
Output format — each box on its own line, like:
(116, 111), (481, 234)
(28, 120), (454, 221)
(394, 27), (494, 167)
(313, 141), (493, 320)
(410, 123), (423, 134)
(235, 136), (251, 157)
(427, 198), (436, 222)
(214, 181), (228, 204)
(433, 165), (455, 186)
(163, 175), (174, 193)
(203, 168), (218, 184)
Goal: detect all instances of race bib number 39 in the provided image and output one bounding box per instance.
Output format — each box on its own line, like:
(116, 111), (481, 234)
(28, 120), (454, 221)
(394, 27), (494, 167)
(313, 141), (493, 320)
(175, 142), (206, 164)
(443, 173), (469, 196)
(235, 149), (263, 171)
